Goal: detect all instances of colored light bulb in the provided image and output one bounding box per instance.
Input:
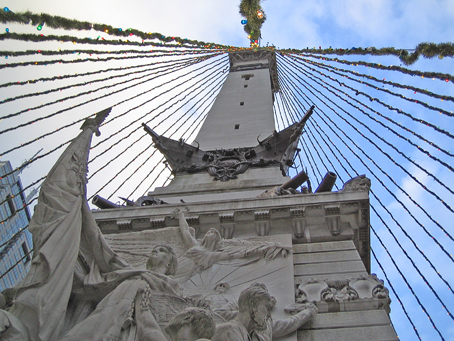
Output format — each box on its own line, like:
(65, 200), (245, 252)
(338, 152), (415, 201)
(37, 24), (43, 31)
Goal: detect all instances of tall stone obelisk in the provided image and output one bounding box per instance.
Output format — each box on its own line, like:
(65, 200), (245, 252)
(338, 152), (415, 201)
(93, 50), (398, 340)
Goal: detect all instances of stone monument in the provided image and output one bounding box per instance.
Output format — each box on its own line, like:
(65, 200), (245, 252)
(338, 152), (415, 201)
(0, 50), (398, 340)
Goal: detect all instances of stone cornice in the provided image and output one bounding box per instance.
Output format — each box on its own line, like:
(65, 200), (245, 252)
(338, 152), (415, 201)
(229, 50), (279, 92)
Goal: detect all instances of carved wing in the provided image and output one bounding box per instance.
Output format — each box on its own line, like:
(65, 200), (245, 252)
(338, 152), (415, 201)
(219, 238), (290, 263)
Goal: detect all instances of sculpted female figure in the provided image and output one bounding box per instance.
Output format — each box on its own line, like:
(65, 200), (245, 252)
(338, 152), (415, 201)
(178, 212), (290, 276)
(0, 112), (179, 341)
(60, 243), (179, 341)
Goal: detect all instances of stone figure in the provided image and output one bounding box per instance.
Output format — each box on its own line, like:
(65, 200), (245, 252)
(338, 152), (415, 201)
(165, 307), (216, 341)
(211, 283), (317, 341)
(205, 282), (236, 311)
(340, 174), (371, 192)
(0, 111), (180, 341)
(178, 212), (290, 276)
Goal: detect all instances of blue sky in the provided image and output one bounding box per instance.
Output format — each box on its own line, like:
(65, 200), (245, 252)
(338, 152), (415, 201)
(0, 0), (453, 340)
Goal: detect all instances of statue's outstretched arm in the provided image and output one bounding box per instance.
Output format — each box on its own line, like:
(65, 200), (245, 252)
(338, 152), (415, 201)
(272, 303), (318, 338)
(179, 211), (198, 248)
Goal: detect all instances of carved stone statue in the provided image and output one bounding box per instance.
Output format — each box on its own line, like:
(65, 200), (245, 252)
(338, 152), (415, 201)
(0, 111), (179, 341)
(165, 307), (216, 341)
(340, 175), (371, 192)
(211, 282), (317, 341)
(178, 212), (290, 276)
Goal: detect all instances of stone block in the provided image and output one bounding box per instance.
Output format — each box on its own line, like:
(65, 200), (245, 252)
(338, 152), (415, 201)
(293, 240), (356, 254)
(302, 309), (392, 330)
(294, 260), (366, 276)
(293, 250), (361, 265)
(297, 325), (398, 341)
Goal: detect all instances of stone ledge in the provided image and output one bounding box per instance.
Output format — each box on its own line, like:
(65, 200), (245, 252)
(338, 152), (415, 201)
(298, 325), (398, 341)
(293, 240), (356, 254)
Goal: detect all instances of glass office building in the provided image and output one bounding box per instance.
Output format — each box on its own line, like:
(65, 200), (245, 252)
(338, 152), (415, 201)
(0, 161), (33, 290)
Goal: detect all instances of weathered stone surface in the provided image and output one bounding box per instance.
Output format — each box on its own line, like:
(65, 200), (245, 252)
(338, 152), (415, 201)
(297, 325), (398, 341)
(300, 309), (392, 330)
(294, 260), (366, 276)
(293, 240), (356, 254)
(293, 250), (362, 264)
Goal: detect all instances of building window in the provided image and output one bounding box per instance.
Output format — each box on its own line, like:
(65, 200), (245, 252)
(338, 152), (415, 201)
(244, 84), (248, 88)
(6, 194), (15, 215)
(240, 102), (244, 106)
(22, 242), (31, 263)
(242, 74), (254, 80)
(235, 124), (240, 129)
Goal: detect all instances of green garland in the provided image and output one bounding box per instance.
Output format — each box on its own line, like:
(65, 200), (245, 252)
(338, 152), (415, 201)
(0, 48), (212, 57)
(0, 32), (230, 51)
(0, 9), (229, 49)
(284, 52), (454, 83)
(239, 0), (266, 41)
(281, 42), (454, 66)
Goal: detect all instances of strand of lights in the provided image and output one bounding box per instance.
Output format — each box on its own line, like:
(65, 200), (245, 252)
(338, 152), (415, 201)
(282, 56), (454, 204)
(0, 54), (217, 106)
(0, 49), (218, 70)
(296, 55), (454, 117)
(288, 55), (454, 161)
(281, 42), (454, 67)
(97, 55), (227, 139)
(280, 53), (454, 159)
(280, 63), (454, 250)
(0, 10), (228, 49)
(297, 55), (454, 103)
(92, 74), (225, 200)
(88, 64), (227, 177)
(0, 32), (228, 51)
(289, 51), (453, 83)
(100, 72), (227, 199)
(0, 49), (212, 90)
(0, 60), (200, 159)
(89, 69), (227, 168)
(371, 247), (422, 340)
(0, 48), (215, 58)
(0, 57), (202, 127)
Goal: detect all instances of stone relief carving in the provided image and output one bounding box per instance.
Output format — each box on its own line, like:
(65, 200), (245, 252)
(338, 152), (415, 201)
(0, 110), (301, 341)
(341, 175), (371, 192)
(142, 107), (314, 181)
(177, 212), (290, 277)
(205, 149), (250, 181)
(294, 275), (389, 304)
(212, 282), (317, 341)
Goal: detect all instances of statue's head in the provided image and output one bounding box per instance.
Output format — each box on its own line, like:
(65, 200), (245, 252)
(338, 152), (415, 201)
(238, 283), (274, 331)
(214, 282), (230, 294)
(201, 228), (221, 251)
(146, 244), (178, 276)
(165, 307), (216, 341)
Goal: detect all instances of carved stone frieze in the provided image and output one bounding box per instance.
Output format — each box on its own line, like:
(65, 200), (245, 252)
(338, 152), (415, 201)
(150, 218), (165, 229)
(295, 275), (389, 304)
(220, 224), (234, 239)
(324, 205), (340, 216)
(219, 214), (234, 223)
(255, 221), (270, 236)
(292, 219), (306, 239)
(142, 106), (314, 178)
(117, 219), (132, 230)
(341, 202), (359, 209)
(341, 175), (371, 192)
(321, 286), (359, 302)
(254, 210), (270, 221)
(326, 216), (342, 236)
(349, 274), (389, 299)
